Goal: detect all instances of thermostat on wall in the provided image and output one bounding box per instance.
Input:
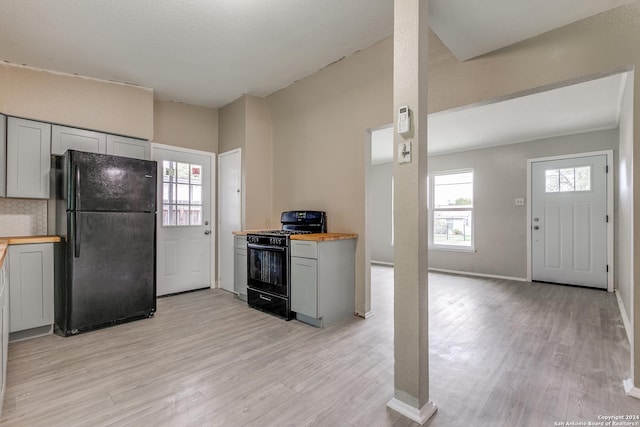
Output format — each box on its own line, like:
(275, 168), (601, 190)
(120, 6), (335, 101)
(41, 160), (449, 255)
(398, 105), (411, 135)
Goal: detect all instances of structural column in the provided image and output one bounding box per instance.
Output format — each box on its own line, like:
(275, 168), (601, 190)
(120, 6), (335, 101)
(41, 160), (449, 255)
(387, 0), (435, 425)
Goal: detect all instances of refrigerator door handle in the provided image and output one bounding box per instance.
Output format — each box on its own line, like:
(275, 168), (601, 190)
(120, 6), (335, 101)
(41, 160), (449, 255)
(74, 163), (81, 210)
(73, 212), (81, 258)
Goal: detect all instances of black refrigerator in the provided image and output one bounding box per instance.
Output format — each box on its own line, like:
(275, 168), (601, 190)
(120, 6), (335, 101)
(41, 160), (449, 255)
(53, 150), (157, 336)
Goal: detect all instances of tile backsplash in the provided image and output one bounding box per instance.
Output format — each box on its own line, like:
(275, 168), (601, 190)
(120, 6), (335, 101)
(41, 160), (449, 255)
(0, 198), (48, 236)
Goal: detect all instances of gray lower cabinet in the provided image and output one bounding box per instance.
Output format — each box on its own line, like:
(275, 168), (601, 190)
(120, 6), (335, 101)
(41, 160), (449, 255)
(291, 238), (356, 328)
(51, 125), (107, 155)
(234, 235), (247, 301)
(0, 255), (9, 417)
(6, 117), (51, 199)
(8, 243), (54, 333)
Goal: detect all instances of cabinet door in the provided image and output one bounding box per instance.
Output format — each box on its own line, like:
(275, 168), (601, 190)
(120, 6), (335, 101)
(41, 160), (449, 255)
(9, 243), (54, 332)
(0, 271), (7, 416)
(0, 114), (6, 197)
(106, 134), (150, 160)
(6, 118), (51, 199)
(51, 125), (106, 155)
(291, 256), (318, 317)
(234, 248), (247, 298)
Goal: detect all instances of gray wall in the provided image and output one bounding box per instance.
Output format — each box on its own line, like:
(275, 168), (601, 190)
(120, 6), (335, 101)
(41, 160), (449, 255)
(617, 72), (634, 326)
(368, 128), (619, 278)
(370, 162), (394, 263)
(428, 128), (619, 279)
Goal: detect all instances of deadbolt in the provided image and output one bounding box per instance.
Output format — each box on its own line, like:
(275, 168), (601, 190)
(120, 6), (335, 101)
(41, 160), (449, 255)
(533, 217), (539, 222)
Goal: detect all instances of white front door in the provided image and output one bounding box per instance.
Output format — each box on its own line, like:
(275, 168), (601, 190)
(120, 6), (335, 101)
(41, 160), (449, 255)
(531, 154), (607, 288)
(152, 144), (215, 296)
(218, 149), (242, 293)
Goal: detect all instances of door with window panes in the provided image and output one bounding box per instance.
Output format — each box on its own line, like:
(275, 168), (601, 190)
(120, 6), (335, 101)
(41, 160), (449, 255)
(531, 155), (607, 288)
(152, 146), (213, 296)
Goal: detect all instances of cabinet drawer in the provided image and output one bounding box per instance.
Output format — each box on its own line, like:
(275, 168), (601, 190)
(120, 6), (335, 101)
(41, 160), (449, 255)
(234, 235), (247, 248)
(291, 241), (318, 259)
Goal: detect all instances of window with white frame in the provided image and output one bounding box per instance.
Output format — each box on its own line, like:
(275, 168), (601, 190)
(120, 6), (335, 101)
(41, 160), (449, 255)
(162, 160), (203, 226)
(430, 170), (474, 249)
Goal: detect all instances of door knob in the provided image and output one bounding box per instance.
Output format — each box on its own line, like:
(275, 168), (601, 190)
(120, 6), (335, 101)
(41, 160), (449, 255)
(204, 230), (211, 235)
(533, 225), (540, 230)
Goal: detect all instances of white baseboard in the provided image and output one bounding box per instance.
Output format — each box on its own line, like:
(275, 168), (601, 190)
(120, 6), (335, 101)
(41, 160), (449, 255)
(623, 379), (640, 399)
(428, 268), (527, 282)
(372, 260), (394, 267)
(355, 310), (375, 319)
(387, 398), (437, 425)
(615, 290), (632, 345)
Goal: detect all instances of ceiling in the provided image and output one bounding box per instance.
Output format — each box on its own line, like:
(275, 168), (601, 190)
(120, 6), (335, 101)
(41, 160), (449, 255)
(0, 0), (632, 108)
(371, 72), (629, 164)
(429, 0), (635, 61)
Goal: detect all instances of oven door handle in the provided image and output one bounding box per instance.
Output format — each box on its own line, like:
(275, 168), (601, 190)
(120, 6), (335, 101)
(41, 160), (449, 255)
(247, 244), (287, 252)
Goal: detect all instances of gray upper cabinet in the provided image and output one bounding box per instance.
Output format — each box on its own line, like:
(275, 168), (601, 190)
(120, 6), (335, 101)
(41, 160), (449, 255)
(51, 125), (106, 155)
(0, 114), (6, 197)
(106, 134), (150, 160)
(6, 117), (51, 199)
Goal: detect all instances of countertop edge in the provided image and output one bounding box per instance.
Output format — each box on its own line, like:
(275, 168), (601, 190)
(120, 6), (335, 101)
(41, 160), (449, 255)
(290, 233), (358, 242)
(6, 235), (62, 245)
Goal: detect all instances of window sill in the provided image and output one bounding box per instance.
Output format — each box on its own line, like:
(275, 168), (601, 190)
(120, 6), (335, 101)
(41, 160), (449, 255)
(429, 246), (476, 253)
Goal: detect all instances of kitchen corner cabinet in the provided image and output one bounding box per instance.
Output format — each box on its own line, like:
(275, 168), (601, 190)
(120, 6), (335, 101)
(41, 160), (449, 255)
(51, 125), (107, 155)
(0, 254), (9, 417)
(291, 239), (356, 328)
(0, 114), (6, 197)
(9, 243), (54, 333)
(6, 117), (51, 199)
(106, 134), (150, 160)
(234, 235), (248, 301)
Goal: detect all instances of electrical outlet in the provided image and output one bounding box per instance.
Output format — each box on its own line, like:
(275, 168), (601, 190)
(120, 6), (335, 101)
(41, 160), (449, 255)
(515, 198), (525, 206)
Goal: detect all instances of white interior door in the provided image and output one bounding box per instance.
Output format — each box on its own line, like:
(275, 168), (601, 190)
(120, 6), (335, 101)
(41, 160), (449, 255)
(531, 154), (607, 288)
(152, 144), (215, 296)
(218, 149), (242, 293)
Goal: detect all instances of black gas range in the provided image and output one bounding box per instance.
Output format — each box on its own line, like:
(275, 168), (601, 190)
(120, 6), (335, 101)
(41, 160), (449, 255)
(246, 211), (326, 320)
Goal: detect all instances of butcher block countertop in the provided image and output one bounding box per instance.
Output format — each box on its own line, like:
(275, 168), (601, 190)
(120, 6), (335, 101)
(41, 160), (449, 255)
(232, 231), (357, 241)
(0, 236), (62, 266)
(290, 233), (358, 242)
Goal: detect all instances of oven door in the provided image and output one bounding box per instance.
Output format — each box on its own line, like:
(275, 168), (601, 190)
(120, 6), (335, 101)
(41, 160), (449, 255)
(247, 243), (289, 297)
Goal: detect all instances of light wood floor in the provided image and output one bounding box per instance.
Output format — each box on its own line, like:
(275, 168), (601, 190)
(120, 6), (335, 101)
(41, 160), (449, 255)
(1, 266), (639, 426)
